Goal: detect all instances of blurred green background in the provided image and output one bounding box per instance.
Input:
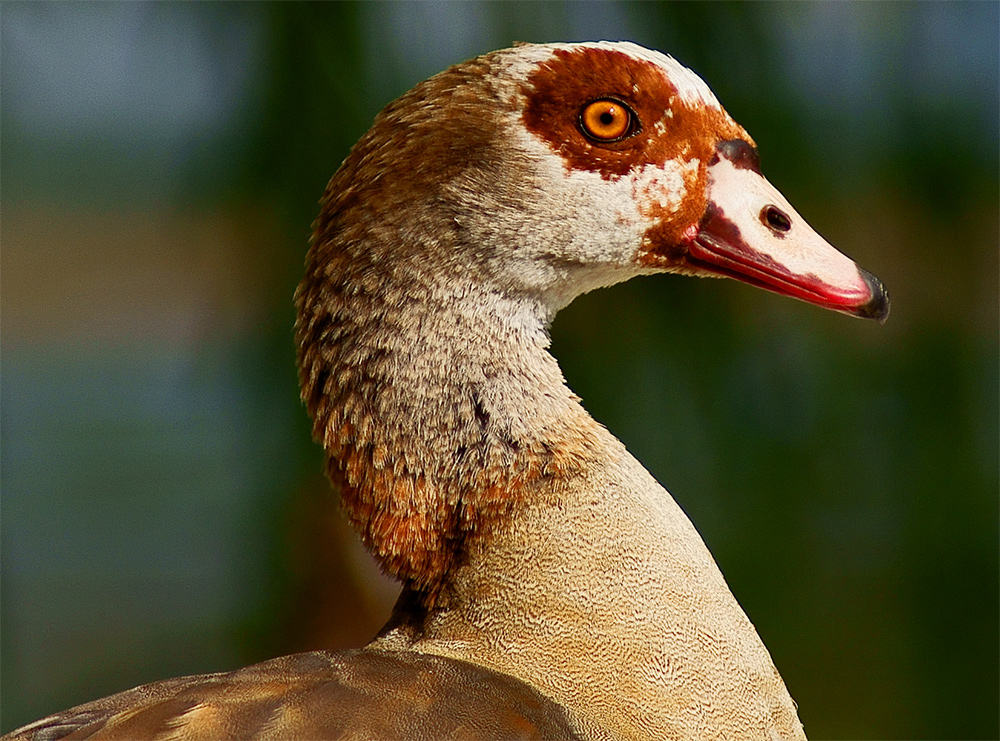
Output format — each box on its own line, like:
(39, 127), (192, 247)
(1, 3), (996, 738)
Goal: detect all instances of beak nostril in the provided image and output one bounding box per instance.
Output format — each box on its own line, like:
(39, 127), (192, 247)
(761, 206), (792, 233)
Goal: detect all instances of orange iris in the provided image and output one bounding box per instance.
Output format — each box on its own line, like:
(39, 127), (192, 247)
(580, 99), (633, 141)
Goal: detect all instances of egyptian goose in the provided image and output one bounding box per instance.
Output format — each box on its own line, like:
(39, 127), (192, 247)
(5, 41), (888, 741)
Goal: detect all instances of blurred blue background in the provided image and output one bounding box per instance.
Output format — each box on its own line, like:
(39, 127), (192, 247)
(1, 3), (997, 738)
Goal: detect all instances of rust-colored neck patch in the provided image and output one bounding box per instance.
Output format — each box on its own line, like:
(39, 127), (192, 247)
(297, 269), (599, 607)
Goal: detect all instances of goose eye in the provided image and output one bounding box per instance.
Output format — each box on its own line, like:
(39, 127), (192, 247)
(579, 99), (637, 142)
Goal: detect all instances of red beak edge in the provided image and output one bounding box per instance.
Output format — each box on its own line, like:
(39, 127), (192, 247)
(684, 141), (890, 324)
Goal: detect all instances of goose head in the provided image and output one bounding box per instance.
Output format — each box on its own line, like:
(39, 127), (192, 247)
(305, 41), (886, 319)
(297, 40), (889, 603)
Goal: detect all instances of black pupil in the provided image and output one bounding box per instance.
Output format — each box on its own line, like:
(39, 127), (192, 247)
(600, 110), (615, 125)
(764, 206), (792, 232)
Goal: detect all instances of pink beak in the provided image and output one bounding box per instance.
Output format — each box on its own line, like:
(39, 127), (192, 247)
(683, 140), (889, 323)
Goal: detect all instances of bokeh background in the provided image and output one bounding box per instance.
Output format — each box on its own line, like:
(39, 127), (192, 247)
(2, 3), (997, 738)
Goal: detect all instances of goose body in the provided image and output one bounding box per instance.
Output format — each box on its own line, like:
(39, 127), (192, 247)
(5, 41), (887, 741)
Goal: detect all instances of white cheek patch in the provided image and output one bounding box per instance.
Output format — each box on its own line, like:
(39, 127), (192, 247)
(706, 158), (867, 292)
(490, 121), (654, 308)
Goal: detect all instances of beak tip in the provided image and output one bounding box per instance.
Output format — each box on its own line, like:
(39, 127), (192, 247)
(857, 268), (890, 324)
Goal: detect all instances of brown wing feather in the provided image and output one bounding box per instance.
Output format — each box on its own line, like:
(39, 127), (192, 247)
(4, 650), (582, 741)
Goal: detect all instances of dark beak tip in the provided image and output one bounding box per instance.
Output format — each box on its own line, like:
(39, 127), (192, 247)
(858, 268), (890, 324)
